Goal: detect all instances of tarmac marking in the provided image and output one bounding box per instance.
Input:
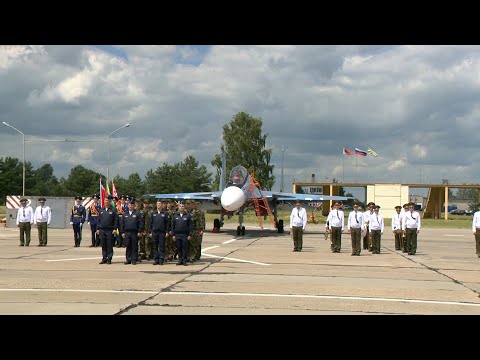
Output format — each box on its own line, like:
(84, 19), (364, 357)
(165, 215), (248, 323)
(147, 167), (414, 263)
(163, 291), (480, 307)
(201, 246), (219, 252)
(444, 234), (465, 237)
(0, 288), (157, 294)
(46, 255), (125, 262)
(201, 253), (270, 266)
(222, 239), (237, 244)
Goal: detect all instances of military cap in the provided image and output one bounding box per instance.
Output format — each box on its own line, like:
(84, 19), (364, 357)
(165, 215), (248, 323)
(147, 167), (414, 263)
(20, 198), (27, 203)
(295, 200), (302, 205)
(353, 201), (360, 207)
(408, 202), (415, 207)
(374, 205), (381, 209)
(403, 203), (409, 208)
(105, 194), (113, 200)
(129, 198), (136, 205)
(120, 195), (127, 200)
(367, 202), (375, 207)
(395, 205), (402, 210)
(92, 194), (100, 199)
(38, 197), (46, 202)
(75, 196), (82, 200)
(334, 200), (342, 205)
(113, 196), (119, 201)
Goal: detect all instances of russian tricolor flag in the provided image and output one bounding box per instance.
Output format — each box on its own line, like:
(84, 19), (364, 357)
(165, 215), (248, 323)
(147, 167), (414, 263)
(355, 148), (367, 156)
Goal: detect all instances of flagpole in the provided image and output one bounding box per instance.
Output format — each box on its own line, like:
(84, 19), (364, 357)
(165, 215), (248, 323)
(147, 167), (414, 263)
(342, 154), (344, 183)
(355, 154), (358, 182)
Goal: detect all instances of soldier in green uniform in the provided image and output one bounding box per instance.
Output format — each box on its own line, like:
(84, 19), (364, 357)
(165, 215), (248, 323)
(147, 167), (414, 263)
(139, 200), (153, 261)
(187, 200), (198, 262)
(193, 201), (205, 261)
(165, 200), (177, 261)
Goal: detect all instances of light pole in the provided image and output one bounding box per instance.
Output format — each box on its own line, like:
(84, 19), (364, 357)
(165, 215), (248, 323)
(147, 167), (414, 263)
(2, 121), (25, 196)
(280, 145), (287, 192)
(107, 123), (130, 185)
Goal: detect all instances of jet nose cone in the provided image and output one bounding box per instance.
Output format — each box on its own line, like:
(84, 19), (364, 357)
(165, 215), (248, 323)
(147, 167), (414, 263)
(221, 186), (245, 212)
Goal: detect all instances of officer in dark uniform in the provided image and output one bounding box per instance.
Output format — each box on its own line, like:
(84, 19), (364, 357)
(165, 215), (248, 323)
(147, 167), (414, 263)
(120, 197), (143, 265)
(150, 199), (170, 265)
(70, 196), (86, 247)
(87, 194), (102, 247)
(96, 194), (119, 264)
(171, 202), (193, 266)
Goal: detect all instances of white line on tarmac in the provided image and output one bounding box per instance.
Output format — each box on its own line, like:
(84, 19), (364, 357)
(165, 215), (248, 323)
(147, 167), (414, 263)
(163, 291), (480, 307)
(444, 234), (465, 237)
(0, 288), (157, 294)
(201, 253), (270, 266)
(222, 239), (237, 244)
(201, 246), (219, 252)
(46, 256), (124, 262)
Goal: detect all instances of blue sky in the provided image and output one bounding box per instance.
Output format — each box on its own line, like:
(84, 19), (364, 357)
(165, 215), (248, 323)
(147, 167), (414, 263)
(1, 45), (479, 201)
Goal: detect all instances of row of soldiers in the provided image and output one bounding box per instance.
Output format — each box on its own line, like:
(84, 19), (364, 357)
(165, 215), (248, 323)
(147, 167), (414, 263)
(86, 194), (206, 265)
(326, 201), (421, 256)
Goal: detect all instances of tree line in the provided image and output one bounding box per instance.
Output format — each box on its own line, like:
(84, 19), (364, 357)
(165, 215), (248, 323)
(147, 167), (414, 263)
(0, 112), (276, 205)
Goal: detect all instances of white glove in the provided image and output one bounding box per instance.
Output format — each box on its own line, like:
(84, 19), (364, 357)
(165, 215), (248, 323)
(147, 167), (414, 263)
(87, 222), (90, 225)
(80, 223), (83, 227)
(69, 222), (73, 225)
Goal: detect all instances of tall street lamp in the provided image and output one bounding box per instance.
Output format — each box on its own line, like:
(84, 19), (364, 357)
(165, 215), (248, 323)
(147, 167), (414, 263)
(107, 123), (130, 185)
(2, 121), (25, 196)
(280, 145), (287, 192)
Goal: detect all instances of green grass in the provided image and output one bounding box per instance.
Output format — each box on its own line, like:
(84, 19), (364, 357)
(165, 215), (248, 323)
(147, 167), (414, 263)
(205, 210), (474, 229)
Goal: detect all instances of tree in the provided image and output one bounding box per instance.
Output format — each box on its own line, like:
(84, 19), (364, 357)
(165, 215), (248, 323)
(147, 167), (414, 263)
(112, 173), (145, 199)
(144, 156), (212, 194)
(211, 112), (275, 190)
(0, 157), (24, 203)
(295, 186), (305, 194)
(29, 164), (60, 196)
(59, 165), (102, 197)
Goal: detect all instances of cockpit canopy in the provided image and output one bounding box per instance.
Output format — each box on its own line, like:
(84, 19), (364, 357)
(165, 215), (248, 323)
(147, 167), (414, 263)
(229, 166), (248, 187)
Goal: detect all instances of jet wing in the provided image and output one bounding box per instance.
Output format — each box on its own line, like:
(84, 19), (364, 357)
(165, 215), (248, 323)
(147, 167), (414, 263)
(262, 191), (354, 202)
(145, 192), (222, 201)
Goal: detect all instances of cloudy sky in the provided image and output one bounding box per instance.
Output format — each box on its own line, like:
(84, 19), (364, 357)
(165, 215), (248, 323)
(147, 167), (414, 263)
(1, 45), (479, 199)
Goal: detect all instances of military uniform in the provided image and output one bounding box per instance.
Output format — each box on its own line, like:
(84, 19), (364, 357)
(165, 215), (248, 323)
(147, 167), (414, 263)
(87, 194), (102, 247)
(369, 205), (384, 254)
(120, 199), (143, 265)
(392, 206), (403, 250)
(16, 198), (34, 246)
(171, 203), (193, 266)
(34, 197), (51, 246)
(97, 197), (119, 264)
(70, 196), (86, 247)
(194, 202), (205, 261)
(166, 202), (177, 261)
(471, 205), (480, 258)
(139, 202), (153, 260)
(150, 201), (170, 265)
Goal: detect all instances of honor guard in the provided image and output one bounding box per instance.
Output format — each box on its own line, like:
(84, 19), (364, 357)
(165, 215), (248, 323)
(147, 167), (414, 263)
(471, 203), (480, 258)
(139, 200), (153, 260)
(70, 196), (86, 247)
(16, 198), (34, 246)
(87, 194), (102, 247)
(120, 197), (143, 265)
(327, 201), (344, 253)
(34, 197), (51, 247)
(392, 206), (403, 250)
(347, 201), (363, 256)
(369, 205), (384, 254)
(150, 199), (171, 265)
(96, 194), (119, 264)
(192, 201), (205, 261)
(171, 202), (193, 266)
(402, 202), (421, 255)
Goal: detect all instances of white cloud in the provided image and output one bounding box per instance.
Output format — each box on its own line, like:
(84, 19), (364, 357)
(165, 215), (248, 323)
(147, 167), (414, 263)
(3, 45), (480, 199)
